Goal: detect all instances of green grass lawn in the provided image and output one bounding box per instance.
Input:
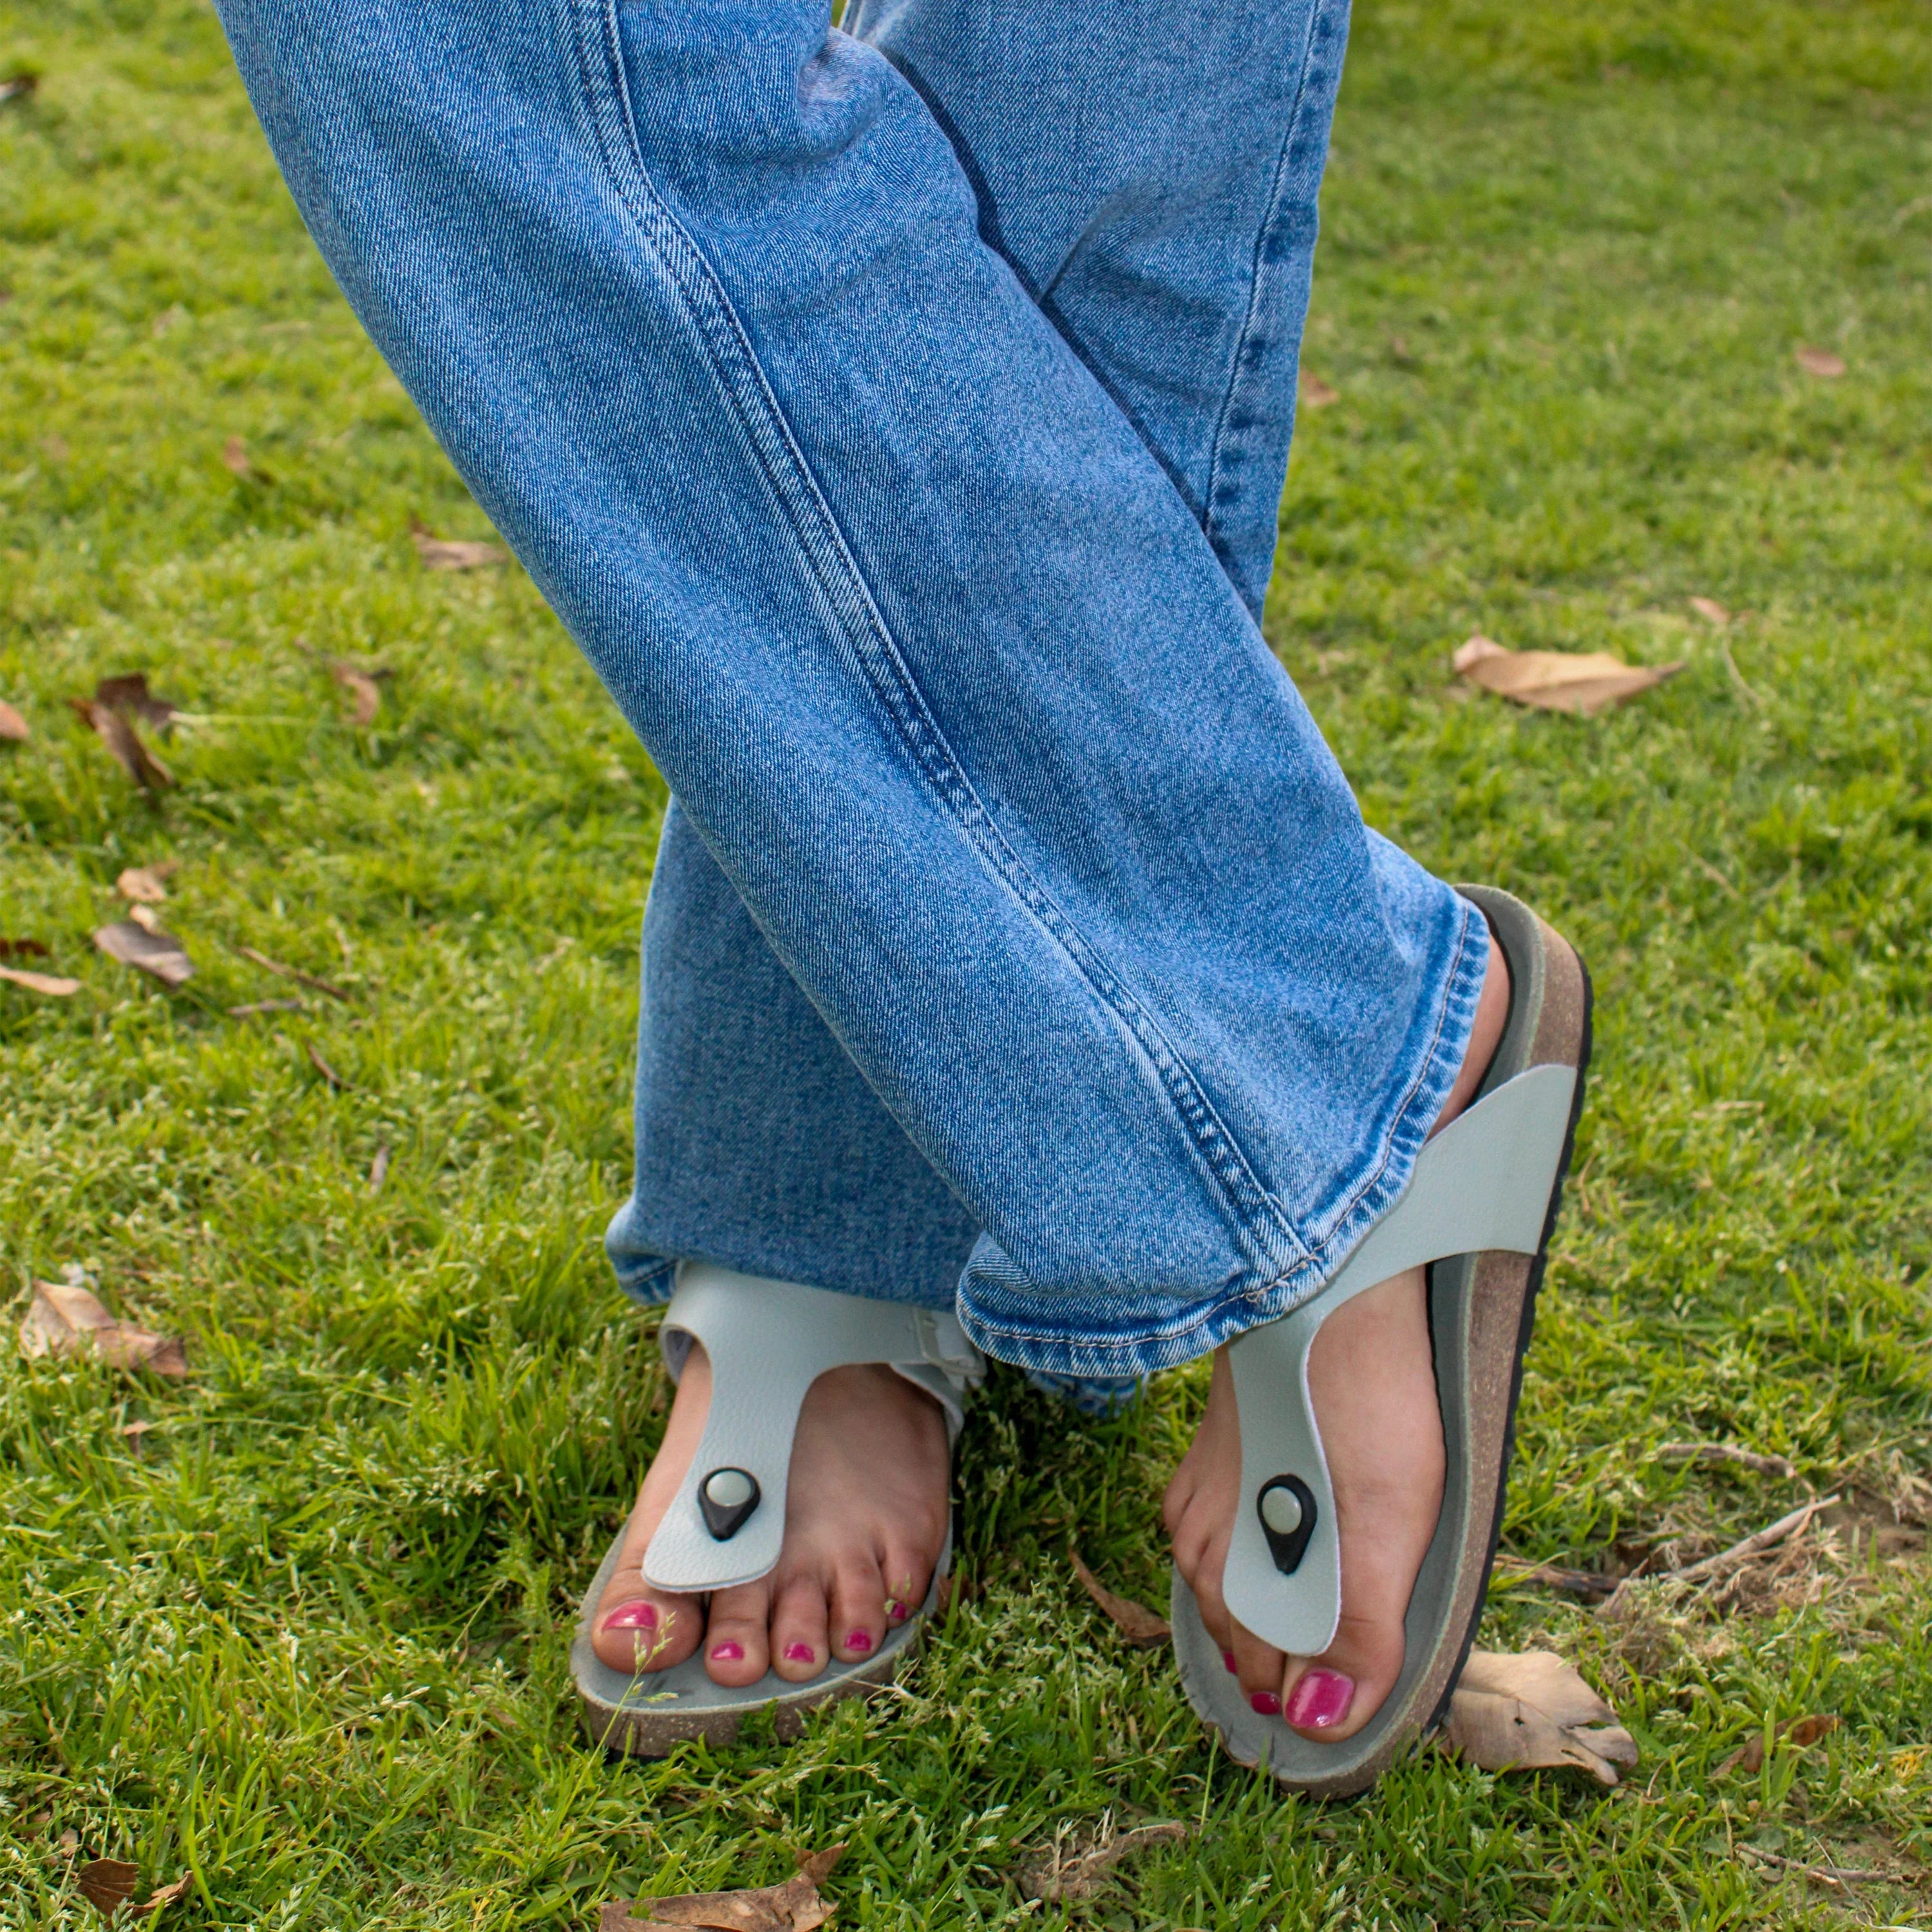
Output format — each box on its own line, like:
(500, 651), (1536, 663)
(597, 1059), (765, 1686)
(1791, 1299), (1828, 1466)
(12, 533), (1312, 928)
(4, 0), (1931, 1924)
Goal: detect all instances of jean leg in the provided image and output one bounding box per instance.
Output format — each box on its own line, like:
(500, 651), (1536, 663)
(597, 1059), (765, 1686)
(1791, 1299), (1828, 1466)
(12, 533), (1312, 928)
(213, 0), (1483, 1383)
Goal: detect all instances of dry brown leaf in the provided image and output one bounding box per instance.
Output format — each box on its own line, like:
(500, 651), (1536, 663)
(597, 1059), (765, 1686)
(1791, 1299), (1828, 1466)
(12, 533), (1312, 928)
(1453, 634), (1684, 717)
(1068, 1550), (1171, 1647)
(1795, 345), (1846, 379)
(77, 1859), (140, 1913)
(70, 701), (173, 792)
(220, 435), (272, 483)
(1298, 369), (1340, 408)
(236, 943), (352, 1002)
(1690, 596), (1732, 628)
(116, 864), (176, 904)
(601, 1845), (844, 1932)
(328, 659), (384, 726)
(121, 1419), (156, 1449)
(1444, 1649), (1639, 1785)
(306, 1040), (349, 1090)
(1718, 1712), (1840, 1775)
(0, 936), (50, 957)
(19, 1281), (189, 1379)
(93, 675), (178, 734)
(94, 920), (193, 987)
(133, 1873), (191, 1917)
(0, 698), (28, 741)
(0, 962), (81, 996)
(410, 520), (507, 571)
(1019, 1817), (1191, 1904)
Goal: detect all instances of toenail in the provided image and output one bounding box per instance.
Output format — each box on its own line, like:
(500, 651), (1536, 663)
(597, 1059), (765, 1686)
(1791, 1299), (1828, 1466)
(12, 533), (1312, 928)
(601, 1601), (657, 1631)
(1285, 1667), (1355, 1730)
(709, 1640), (744, 1662)
(1222, 1651), (1238, 1674)
(1249, 1690), (1282, 1716)
(885, 1599), (908, 1624)
(783, 1642), (815, 1663)
(844, 1630), (873, 1654)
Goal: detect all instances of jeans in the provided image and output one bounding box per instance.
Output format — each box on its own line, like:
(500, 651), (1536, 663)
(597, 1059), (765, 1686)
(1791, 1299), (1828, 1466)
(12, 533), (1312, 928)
(213, 0), (1487, 1401)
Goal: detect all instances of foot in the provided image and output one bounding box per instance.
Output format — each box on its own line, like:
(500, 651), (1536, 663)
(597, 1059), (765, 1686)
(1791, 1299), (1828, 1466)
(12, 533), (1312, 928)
(589, 1350), (951, 1687)
(1164, 927), (1511, 1741)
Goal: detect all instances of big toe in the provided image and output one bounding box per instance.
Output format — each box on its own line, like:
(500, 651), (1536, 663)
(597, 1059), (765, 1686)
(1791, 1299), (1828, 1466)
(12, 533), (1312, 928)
(591, 1571), (703, 1676)
(1280, 1609), (1407, 1741)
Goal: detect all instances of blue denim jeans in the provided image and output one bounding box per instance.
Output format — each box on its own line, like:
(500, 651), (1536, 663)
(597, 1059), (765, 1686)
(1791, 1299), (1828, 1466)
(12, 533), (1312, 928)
(214, 0), (1487, 1403)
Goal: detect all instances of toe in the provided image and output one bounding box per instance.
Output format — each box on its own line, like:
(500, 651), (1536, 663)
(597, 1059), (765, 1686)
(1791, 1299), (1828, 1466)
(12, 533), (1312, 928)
(829, 1551), (887, 1663)
(768, 1571), (831, 1683)
(1179, 1514), (1236, 1654)
(591, 1560), (702, 1675)
(876, 1533), (935, 1631)
(1229, 1618), (1288, 1717)
(1281, 1608), (1407, 1741)
(701, 1579), (773, 1687)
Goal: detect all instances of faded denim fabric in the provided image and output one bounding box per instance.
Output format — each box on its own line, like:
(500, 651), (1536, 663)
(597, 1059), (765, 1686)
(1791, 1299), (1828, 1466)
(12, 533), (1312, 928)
(212, 0), (1488, 1395)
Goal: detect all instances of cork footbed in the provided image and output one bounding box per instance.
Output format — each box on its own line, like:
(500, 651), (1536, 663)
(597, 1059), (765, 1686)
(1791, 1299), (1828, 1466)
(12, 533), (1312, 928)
(1171, 886), (1593, 1797)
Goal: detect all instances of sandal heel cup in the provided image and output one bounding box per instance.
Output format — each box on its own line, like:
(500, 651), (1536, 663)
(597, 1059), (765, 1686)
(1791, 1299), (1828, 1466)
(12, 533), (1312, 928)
(573, 1263), (981, 1757)
(1174, 886), (1591, 1795)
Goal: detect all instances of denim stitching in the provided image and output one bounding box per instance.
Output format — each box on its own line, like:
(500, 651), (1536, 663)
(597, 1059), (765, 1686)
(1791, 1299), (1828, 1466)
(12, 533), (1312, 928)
(1200, 0), (1338, 567)
(570, 0), (1307, 1279)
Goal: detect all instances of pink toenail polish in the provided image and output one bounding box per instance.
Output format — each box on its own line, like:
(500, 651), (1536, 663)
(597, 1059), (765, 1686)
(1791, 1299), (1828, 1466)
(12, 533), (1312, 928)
(886, 1600), (909, 1624)
(1222, 1651), (1238, 1674)
(709, 1640), (744, 1662)
(844, 1630), (874, 1654)
(602, 1601), (657, 1631)
(1249, 1690), (1283, 1717)
(784, 1642), (816, 1663)
(1285, 1667), (1355, 1730)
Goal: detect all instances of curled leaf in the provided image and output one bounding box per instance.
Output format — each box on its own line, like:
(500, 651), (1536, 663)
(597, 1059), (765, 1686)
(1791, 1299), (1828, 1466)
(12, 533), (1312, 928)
(328, 659), (385, 726)
(1068, 1550), (1171, 1647)
(70, 701), (173, 792)
(93, 675), (178, 734)
(0, 962), (81, 996)
(601, 1844), (844, 1931)
(1454, 634), (1683, 717)
(95, 920), (193, 986)
(19, 1282), (188, 1379)
(1444, 1649), (1638, 1785)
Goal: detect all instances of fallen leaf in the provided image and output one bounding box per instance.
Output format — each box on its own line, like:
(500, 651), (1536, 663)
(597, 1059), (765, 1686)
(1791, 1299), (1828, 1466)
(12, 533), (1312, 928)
(601, 1844), (844, 1932)
(328, 659), (384, 726)
(306, 1040), (349, 1090)
(221, 435), (272, 483)
(1719, 1713), (1841, 1776)
(1453, 634), (1684, 717)
(1069, 1550), (1171, 1647)
(120, 1419), (156, 1448)
(59, 1828), (79, 1855)
(0, 73), (39, 105)
(0, 962), (81, 996)
(236, 943), (351, 1002)
(1690, 596), (1731, 628)
(1, 936), (52, 957)
(70, 701), (173, 792)
(94, 920), (193, 987)
(77, 1859), (140, 1913)
(228, 998), (305, 1016)
(1298, 369), (1340, 408)
(132, 1873), (191, 1917)
(1019, 1817), (1191, 1904)
(128, 903), (166, 936)
(93, 674), (178, 734)
(1444, 1649), (1639, 1785)
(1795, 345), (1846, 379)
(369, 1144), (391, 1192)
(410, 520), (507, 571)
(116, 864), (176, 904)
(18, 1282), (189, 1379)
(0, 698), (28, 741)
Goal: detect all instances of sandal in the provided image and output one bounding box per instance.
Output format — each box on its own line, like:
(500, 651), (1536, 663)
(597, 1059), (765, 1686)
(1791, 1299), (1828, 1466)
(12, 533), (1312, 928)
(572, 1262), (983, 1756)
(1170, 885), (1592, 1797)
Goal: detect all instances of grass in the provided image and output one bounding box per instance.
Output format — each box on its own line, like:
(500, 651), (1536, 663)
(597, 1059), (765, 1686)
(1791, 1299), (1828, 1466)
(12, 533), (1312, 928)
(3, 0), (1930, 1924)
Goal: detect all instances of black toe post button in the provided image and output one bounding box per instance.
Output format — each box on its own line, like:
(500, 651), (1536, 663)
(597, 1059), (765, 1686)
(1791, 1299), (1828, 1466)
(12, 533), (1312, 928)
(1256, 1475), (1318, 1575)
(698, 1467), (761, 1541)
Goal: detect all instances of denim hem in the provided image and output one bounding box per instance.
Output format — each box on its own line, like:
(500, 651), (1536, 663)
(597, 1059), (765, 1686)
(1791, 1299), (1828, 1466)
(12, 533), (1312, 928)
(953, 894), (1491, 1380)
(612, 1253), (677, 1307)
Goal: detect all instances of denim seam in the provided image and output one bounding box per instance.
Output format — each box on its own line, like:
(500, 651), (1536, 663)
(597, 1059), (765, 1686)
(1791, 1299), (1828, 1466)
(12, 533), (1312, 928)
(1199, 0), (1327, 570)
(570, 0), (1308, 1281)
(958, 895), (1486, 1372)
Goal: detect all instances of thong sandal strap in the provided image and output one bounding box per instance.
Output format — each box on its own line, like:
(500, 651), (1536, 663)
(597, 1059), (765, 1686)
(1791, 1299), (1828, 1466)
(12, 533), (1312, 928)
(1222, 1062), (1577, 1656)
(641, 1262), (983, 1595)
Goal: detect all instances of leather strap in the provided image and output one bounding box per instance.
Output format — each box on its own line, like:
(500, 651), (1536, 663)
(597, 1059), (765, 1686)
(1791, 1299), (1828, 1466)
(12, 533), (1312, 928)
(642, 1263), (982, 1595)
(1222, 1063), (1577, 1655)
